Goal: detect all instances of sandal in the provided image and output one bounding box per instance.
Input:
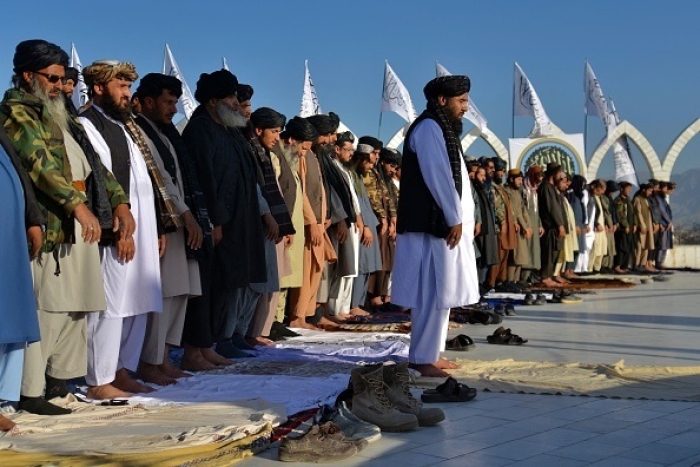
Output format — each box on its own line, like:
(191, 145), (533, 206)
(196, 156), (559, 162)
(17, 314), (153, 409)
(445, 334), (475, 351)
(487, 327), (528, 345)
(421, 377), (477, 403)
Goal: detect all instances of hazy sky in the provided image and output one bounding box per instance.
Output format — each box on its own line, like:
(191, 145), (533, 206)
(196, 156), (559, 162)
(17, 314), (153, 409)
(3, 0), (699, 178)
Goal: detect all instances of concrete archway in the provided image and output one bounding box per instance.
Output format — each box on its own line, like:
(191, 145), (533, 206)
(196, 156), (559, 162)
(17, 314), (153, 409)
(587, 120), (663, 180)
(662, 117), (700, 180)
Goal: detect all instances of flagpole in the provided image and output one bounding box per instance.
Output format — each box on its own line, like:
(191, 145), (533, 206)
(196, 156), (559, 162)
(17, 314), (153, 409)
(583, 59), (588, 162)
(511, 63), (515, 138)
(378, 60), (387, 138)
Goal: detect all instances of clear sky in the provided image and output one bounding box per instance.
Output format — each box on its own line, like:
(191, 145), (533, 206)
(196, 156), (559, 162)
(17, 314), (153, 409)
(3, 0), (699, 177)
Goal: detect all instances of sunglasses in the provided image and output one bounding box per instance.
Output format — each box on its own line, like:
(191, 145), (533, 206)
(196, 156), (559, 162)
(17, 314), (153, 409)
(34, 71), (67, 85)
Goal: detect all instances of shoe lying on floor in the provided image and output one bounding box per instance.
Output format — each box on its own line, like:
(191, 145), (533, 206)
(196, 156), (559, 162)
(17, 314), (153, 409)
(421, 377), (477, 403)
(534, 294), (547, 305)
(383, 363), (445, 426)
(523, 293), (535, 306)
(486, 326), (528, 345)
(319, 402), (382, 443)
(278, 421), (360, 462)
(445, 334), (475, 351)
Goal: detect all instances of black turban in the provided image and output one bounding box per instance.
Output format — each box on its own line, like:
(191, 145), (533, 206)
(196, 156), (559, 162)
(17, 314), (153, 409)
(606, 180), (620, 193)
(251, 107), (286, 130)
(328, 112), (340, 132)
(137, 73), (183, 99)
(380, 148), (402, 167)
(493, 157), (507, 171)
(282, 116), (319, 142)
(237, 83), (254, 102)
(65, 67), (79, 83)
(358, 136), (383, 151)
(13, 39), (69, 74)
(194, 69), (238, 103)
(423, 75), (471, 101)
(306, 114), (336, 135)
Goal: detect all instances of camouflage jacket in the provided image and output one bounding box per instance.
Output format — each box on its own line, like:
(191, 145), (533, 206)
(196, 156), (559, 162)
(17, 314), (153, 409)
(614, 195), (636, 231)
(362, 168), (396, 220)
(0, 88), (128, 252)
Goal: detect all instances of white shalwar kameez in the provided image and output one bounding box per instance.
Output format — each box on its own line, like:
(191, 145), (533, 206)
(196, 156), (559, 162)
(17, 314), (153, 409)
(81, 108), (162, 386)
(392, 120), (480, 365)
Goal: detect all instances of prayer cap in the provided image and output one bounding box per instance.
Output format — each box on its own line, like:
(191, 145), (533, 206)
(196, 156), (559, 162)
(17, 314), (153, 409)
(606, 180), (620, 192)
(508, 168), (523, 178)
(306, 114), (336, 135)
(237, 84), (254, 102)
(194, 69), (238, 103)
(336, 131), (355, 146)
(380, 147), (402, 166)
(13, 39), (68, 74)
(423, 75), (470, 100)
(83, 60), (138, 87)
(250, 107), (286, 130)
(358, 136), (383, 151)
(282, 116), (318, 142)
(529, 165), (543, 175)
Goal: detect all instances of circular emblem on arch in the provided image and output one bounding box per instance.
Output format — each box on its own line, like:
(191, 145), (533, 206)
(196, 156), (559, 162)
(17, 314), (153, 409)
(518, 137), (583, 175)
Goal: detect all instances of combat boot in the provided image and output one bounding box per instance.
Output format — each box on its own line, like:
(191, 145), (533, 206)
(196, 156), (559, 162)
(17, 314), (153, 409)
(383, 362), (445, 426)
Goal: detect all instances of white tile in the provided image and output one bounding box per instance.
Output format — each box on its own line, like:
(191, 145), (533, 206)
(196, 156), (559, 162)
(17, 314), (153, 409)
(485, 406), (551, 421)
(605, 407), (667, 423)
(660, 431), (700, 450)
(353, 437), (424, 460)
(360, 451), (445, 467)
(547, 441), (631, 462)
(408, 437), (487, 459)
(588, 458), (664, 467)
(519, 428), (598, 447)
(637, 401), (700, 414)
(512, 454), (589, 467)
(592, 428), (667, 448)
(477, 439), (558, 460)
(432, 453), (514, 467)
(626, 418), (699, 436)
(667, 453), (700, 467)
(563, 415), (636, 434)
(545, 406), (613, 422)
(618, 442), (700, 464)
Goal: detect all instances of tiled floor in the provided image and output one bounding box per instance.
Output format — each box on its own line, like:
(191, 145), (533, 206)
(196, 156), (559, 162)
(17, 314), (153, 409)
(241, 272), (700, 466)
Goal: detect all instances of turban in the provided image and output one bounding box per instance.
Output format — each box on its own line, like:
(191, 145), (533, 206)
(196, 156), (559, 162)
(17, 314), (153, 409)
(13, 39), (69, 74)
(529, 165), (543, 175)
(328, 112), (340, 132)
(380, 147), (402, 166)
(619, 181), (632, 189)
(493, 157), (507, 171)
(250, 107), (286, 130)
(358, 136), (383, 151)
(335, 131), (355, 146)
(648, 178), (659, 186)
(282, 116), (318, 142)
(606, 180), (620, 192)
(545, 162), (561, 177)
(137, 73), (182, 99)
(356, 144), (374, 154)
(83, 60), (138, 87)
(306, 114), (336, 135)
(423, 75), (471, 101)
(237, 83), (254, 102)
(65, 67), (79, 83)
(194, 69), (238, 103)
(508, 168), (523, 178)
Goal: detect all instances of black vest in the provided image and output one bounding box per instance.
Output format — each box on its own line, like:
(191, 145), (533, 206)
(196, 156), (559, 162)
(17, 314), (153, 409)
(396, 117), (450, 238)
(80, 106), (131, 196)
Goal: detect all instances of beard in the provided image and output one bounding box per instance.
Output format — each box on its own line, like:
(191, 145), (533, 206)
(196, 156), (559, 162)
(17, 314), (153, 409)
(31, 77), (70, 132)
(100, 90), (131, 122)
(216, 101), (247, 129)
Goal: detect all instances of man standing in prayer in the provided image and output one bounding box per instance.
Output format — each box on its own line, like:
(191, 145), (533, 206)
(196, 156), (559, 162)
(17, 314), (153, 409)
(0, 124), (44, 429)
(503, 169), (531, 285)
(520, 165), (544, 284)
(81, 60), (175, 399)
(487, 158), (517, 290)
(134, 73), (204, 385)
(538, 164), (568, 287)
(182, 70), (266, 357)
(393, 75), (479, 378)
(2, 41), (133, 410)
(614, 181), (636, 273)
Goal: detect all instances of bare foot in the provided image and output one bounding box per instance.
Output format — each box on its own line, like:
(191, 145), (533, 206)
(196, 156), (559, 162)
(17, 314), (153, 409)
(288, 318), (311, 329)
(436, 358), (460, 369)
(369, 298), (383, 308)
(159, 360), (192, 378)
(181, 352), (219, 371)
(0, 414), (15, 431)
(200, 347), (234, 366)
(245, 336), (274, 347)
(349, 307), (371, 316)
(87, 383), (132, 400)
(315, 316), (337, 330)
(137, 362), (177, 386)
(113, 368), (154, 394)
(541, 278), (561, 288)
(409, 363), (450, 378)
(554, 276), (570, 284)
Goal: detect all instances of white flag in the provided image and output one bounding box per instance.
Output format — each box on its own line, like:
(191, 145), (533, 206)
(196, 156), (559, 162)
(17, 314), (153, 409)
(69, 43), (89, 109)
(584, 61), (607, 120)
(162, 44), (197, 119)
(222, 57), (229, 71)
(380, 61), (417, 123)
(435, 61), (488, 132)
(299, 60), (322, 117)
(513, 62), (554, 137)
(606, 99), (638, 187)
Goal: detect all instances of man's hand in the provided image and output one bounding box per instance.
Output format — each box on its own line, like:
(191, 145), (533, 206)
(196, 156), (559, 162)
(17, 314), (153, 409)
(336, 221), (348, 244)
(380, 217), (388, 236)
(263, 212), (279, 242)
(474, 222), (482, 237)
(74, 203), (101, 244)
(446, 223), (462, 250)
(355, 216), (364, 234)
(284, 234), (294, 248)
(388, 217), (397, 240)
(575, 226), (581, 236)
(515, 223), (521, 234)
(558, 225), (566, 238)
(212, 225), (223, 246)
(308, 223), (323, 247)
(112, 204), (136, 240)
(27, 226), (42, 260)
(539, 226), (545, 237)
(182, 211), (203, 250)
(116, 235), (135, 263)
(158, 234), (167, 258)
(361, 226), (374, 247)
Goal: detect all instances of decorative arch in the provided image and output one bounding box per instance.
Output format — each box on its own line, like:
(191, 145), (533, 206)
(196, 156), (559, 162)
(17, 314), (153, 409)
(662, 117), (700, 179)
(587, 120), (663, 181)
(386, 124), (509, 163)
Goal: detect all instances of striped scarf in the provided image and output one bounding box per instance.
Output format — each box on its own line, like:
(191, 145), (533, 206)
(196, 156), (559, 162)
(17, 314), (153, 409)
(122, 117), (183, 233)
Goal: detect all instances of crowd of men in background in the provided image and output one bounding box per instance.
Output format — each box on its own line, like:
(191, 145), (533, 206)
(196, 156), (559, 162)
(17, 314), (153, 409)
(0, 39), (675, 431)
